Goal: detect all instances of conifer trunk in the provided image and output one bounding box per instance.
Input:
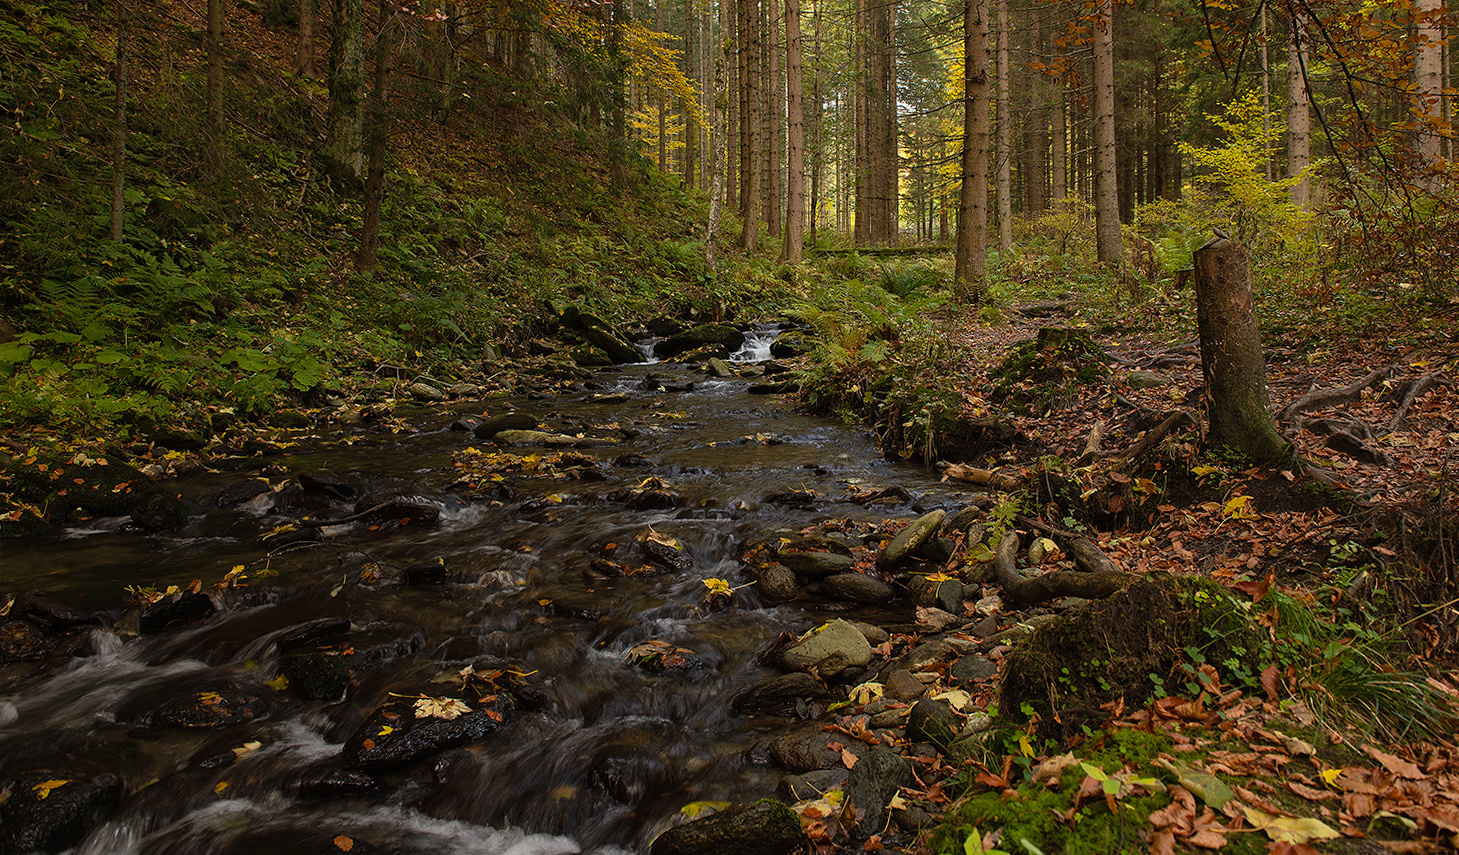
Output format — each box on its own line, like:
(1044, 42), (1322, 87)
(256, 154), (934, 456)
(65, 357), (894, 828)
(111, 0), (130, 243)
(779, 0), (804, 263)
(954, 0), (989, 299)
(1092, 0), (1121, 262)
(325, 0), (366, 184)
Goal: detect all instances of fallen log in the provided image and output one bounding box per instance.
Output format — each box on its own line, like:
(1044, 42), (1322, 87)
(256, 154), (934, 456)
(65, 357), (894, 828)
(941, 463), (1024, 492)
(1278, 366), (1395, 422)
(994, 531), (1134, 606)
(1116, 411), (1195, 467)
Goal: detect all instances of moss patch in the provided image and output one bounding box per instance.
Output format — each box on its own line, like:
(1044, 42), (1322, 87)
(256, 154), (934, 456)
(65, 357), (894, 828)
(997, 576), (1258, 741)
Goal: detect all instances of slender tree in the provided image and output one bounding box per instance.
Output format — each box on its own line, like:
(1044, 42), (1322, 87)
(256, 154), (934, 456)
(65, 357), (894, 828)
(995, 0), (1011, 250)
(1412, 0), (1444, 184)
(1092, 0), (1121, 263)
(1286, 8), (1311, 208)
(206, 0), (226, 165)
(357, 0), (401, 272)
(325, 0), (366, 184)
(295, 0), (316, 76)
(110, 0), (130, 242)
(780, 0), (804, 262)
(955, 0), (990, 298)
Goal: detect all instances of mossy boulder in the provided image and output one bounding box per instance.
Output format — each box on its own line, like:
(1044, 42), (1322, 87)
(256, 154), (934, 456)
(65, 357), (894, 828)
(649, 799), (803, 855)
(654, 323), (745, 359)
(558, 305), (641, 364)
(768, 331), (814, 359)
(0, 452), (187, 532)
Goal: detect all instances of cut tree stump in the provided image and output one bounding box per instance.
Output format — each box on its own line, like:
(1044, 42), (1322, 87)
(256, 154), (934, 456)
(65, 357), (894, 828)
(1193, 236), (1293, 463)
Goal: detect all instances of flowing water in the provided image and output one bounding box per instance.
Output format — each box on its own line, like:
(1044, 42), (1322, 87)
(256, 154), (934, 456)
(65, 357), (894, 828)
(1, 359), (974, 855)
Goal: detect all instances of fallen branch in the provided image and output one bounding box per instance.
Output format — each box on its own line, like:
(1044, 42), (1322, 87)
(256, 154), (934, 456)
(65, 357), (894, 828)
(994, 531), (1134, 606)
(941, 463), (1024, 492)
(1278, 366), (1395, 422)
(1116, 411), (1196, 467)
(1389, 373), (1448, 431)
(1076, 420), (1106, 464)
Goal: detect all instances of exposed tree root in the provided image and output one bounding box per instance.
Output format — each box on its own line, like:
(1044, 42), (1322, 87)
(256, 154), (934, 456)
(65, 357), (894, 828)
(994, 531), (1134, 606)
(1017, 516), (1124, 575)
(1278, 366), (1396, 422)
(1116, 411), (1195, 467)
(1389, 373), (1449, 432)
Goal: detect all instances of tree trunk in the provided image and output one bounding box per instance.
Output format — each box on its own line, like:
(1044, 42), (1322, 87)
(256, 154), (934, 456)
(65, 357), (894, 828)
(1413, 0), (1443, 185)
(295, 0), (315, 76)
(1092, 0), (1121, 263)
(807, 0), (823, 246)
(206, 0), (226, 165)
(725, 0), (738, 211)
(1286, 13), (1311, 208)
(706, 15), (727, 271)
(995, 0), (1011, 250)
(779, 0), (804, 263)
(1193, 236), (1292, 463)
(325, 0), (366, 185)
(765, 1), (782, 237)
(1052, 86), (1066, 203)
(608, 0), (629, 188)
(739, 0), (762, 250)
(853, 0), (867, 245)
(955, 0), (990, 299)
(357, 1), (399, 273)
(657, 0), (667, 171)
(111, 0), (129, 243)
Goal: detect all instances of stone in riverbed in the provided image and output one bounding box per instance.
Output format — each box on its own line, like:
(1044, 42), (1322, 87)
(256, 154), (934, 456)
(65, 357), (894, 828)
(775, 619), (872, 680)
(470, 412), (539, 440)
(845, 746), (911, 839)
(908, 574), (964, 614)
(343, 694), (512, 770)
(409, 382), (447, 402)
(768, 729), (842, 772)
(950, 654), (999, 686)
(876, 509), (946, 570)
(779, 768), (848, 801)
(733, 672), (824, 713)
(649, 798), (803, 855)
(0, 770), (123, 855)
(653, 323), (746, 360)
(133, 687), (269, 729)
(281, 650), (351, 701)
(906, 697), (960, 749)
(0, 620), (53, 663)
(777, 551), (855, 578)
(754, 565), (800, 601)
(818, 573), (893, 604)
(139, 591), (217, 634)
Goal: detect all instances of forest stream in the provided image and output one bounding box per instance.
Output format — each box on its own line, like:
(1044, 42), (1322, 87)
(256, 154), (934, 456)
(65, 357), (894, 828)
(0, 336), (981, 855)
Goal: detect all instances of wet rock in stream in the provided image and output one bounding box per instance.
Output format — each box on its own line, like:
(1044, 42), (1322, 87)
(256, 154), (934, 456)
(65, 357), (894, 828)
(343, 694), (512, 770)
(138, 591), (218, 634)
(648, 798), (803, 855)
(0, 770), (124, 855)
(775, 619), (872, 680)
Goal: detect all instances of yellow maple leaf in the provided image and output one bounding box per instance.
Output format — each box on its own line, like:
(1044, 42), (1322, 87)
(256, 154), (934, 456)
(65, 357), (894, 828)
(1223, 494), (1258, 520)
(413, 696), (472, 720)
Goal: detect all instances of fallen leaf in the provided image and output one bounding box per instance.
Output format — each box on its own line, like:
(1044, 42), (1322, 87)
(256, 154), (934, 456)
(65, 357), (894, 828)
(1241, 805), (1340, 843)
(1361, 745), (1423, 779)
(1153, 758), (1235, 808)
(333, 835), (355, 852)
(841, 748), (858, 769)
(31, 780), (69, 800)
(413, 696), (472, 720)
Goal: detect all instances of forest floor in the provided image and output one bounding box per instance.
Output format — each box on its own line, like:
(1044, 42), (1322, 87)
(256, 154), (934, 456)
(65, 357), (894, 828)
(893, 294), (1459, 854)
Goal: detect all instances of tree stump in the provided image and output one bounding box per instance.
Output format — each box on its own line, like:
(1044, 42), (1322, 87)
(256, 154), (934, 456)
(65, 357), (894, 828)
(1193, 236), (1292, 463)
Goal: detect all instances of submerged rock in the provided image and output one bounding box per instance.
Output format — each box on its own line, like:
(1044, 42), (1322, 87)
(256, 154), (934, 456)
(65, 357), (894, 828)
(649, 798), (803, 855)
(139, 592), (218, 634)
(0, 771), (124, 855)
(343, 695), (511, 770)
(733, 672), (824, 713)
(818, 573), (893, 604)
(777, 551), (854, 578)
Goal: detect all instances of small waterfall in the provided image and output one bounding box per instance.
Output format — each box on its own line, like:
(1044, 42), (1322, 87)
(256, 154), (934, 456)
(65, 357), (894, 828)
(634, 339), (660, 364)
(728, 324), (781, 363)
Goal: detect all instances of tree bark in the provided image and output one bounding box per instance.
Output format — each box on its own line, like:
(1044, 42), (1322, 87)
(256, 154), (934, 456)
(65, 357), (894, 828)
(206, 0), (226, 164)
(110, 0), (130, 243)
(1193, 236), (1292, 463)
(325, 0), (366, 185)
(995, 0), (1011, 250)
(295, 0), (316, 76)
(1092, 0), (1121, 263)
(954, 0), (990, 299)
(1286, 13), (1311, 208)
(357, 1), (399, 273)
(1413, 0), (1443, 186)
(739, 0), (762, 250)
(765, 1), (782, 237)
(779, 0), (804, 263)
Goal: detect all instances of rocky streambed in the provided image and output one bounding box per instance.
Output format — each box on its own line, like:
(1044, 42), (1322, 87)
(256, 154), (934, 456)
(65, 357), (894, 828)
(1, 357), (1037, 855)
